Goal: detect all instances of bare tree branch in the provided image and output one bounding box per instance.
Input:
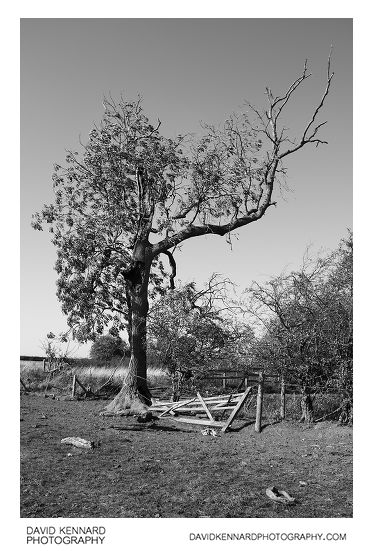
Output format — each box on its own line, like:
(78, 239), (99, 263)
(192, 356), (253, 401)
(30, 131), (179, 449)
(162, 250), (177, 289)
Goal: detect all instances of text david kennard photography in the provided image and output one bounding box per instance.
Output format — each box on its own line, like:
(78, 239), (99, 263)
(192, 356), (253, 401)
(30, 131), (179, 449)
(26, 526), (106, 545)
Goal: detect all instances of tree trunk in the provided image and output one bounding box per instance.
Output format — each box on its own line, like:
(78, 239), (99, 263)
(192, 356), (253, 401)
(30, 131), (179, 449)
(299, 387), (314, 424)
(171, 371), (182, 402)
(125, 283), (133, 357)
(339, 396), (353, 425)
(103, 263), (152, 416)
(338, 361), (353, 425)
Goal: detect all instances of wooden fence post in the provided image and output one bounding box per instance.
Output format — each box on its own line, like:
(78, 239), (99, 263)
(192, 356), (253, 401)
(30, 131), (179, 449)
(280, 374), (286, 420)
(44, 371), (51, 394)
(71, 375), (77, 398)
(255, 371), (264, 433)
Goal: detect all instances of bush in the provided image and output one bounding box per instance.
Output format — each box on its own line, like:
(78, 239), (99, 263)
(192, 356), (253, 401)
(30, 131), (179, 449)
(89, 335), (128, 363)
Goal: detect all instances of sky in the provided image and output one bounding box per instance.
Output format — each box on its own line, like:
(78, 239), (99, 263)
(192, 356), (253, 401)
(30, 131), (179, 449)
(20, 18), (352, 357)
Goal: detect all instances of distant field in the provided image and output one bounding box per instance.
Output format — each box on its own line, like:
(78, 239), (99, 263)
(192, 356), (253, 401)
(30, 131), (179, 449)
(20, 362), (171, 398)
(75, 365), (167, 385)
(20, 360), (44, 370)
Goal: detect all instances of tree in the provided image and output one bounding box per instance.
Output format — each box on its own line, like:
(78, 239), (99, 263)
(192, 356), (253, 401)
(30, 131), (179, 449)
(40, 331), (77, 371)
(148, 275), (240, 400)
(248, 267), (327, 423)
(90, 334), (128, 363)
(32, 57), (333, 415)
(321, 231), (353, 423)
(246, 235), (352, 423)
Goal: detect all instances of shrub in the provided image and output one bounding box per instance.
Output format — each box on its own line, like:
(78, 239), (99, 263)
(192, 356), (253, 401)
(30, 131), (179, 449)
(89, 335), (128, 363)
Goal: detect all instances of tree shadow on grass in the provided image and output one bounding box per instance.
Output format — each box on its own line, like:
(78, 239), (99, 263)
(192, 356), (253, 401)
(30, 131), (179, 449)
(109, 423), (193, 433)
(228, 419), (283, 433)
(259, 419), (283, 431)
(227, 421), (253, 433)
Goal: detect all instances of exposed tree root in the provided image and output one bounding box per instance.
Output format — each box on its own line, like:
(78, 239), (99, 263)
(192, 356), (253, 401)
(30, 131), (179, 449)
(101, 385), (151, 417)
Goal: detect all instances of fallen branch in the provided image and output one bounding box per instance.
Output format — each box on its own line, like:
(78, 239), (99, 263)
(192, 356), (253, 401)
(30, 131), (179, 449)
(96, 364), (122, 392)
(314, 406), (342, 423)
(20, 378), (29, 392)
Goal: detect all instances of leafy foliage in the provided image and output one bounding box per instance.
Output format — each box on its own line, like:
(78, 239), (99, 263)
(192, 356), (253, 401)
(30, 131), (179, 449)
(32, 97), (186, 340)
(148, 276), (254, 389)
(148, 283), (225, 378)
(247, 233), (353, 418)
(89, 334), (128, 362)
(32, 65), (332, 343)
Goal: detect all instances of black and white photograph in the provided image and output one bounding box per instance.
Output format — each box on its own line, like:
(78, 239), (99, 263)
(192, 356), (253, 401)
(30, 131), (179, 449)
(14, 11), (359, 547)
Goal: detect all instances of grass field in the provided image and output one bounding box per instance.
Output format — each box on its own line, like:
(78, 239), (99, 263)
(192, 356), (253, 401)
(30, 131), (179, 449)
(20, 394), (352, 518)
(20, 363), (170, 396)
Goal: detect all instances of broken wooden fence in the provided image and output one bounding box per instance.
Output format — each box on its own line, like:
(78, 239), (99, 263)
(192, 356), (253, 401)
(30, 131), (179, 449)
(71, 375), (95, 398)
(201, 369), (259, 391)
(150, 383), (264, 433)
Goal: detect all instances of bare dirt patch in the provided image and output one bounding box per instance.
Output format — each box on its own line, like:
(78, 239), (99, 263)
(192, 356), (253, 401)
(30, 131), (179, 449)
(20, 394), (352, 518)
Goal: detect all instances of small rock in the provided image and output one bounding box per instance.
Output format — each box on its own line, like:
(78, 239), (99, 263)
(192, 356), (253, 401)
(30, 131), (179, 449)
(201, 428), (218, 437)
(299, 481), (308, 486)
(61, 437), (94, 449)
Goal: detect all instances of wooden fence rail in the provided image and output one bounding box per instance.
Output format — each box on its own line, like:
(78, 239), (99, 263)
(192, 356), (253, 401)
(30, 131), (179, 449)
(280, 374), (286, 420)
